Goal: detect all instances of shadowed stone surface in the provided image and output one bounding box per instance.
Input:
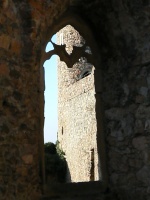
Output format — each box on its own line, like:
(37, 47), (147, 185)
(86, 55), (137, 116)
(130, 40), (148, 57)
(0, 0), (150, 199)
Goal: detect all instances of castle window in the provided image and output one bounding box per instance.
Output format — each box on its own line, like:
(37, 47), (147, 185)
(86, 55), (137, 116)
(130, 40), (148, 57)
(90, 149), (95, 181)
(82, 71), (91, 78)
(78, 68), (92, 80)
(42, 23), (100, 184)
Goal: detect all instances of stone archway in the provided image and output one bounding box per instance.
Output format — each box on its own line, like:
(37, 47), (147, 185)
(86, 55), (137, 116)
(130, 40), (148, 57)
(40, 10), (108, 190)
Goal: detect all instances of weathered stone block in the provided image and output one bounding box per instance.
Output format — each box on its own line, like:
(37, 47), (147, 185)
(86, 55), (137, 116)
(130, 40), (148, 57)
(22, 154), (33, 165)
(0, 34), (11, 49)
(136, 105), (150, 119)
(135, 95), (145, 103)
(134, 119), (144, 134)
(0, 64), (9, 76)
(136, 166), (150, 185)
(138, 86), (148, 97)
(10, 38), (21, 55)
(143, 149), (150, 166)
(129, 158), (142, 169)
(132, 136), (147, 150)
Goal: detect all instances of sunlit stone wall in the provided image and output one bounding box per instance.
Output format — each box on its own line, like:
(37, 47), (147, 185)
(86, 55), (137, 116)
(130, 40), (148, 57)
(57, 25), (99, 182)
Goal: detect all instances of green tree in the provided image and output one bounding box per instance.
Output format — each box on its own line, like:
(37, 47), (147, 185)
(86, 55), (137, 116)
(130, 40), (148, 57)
(44, 141), (67, 183)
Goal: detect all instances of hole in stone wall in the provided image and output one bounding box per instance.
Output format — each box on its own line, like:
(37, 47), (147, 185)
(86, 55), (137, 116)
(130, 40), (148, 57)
(90, 149), (95, 181)
(81, 71), (91, 78)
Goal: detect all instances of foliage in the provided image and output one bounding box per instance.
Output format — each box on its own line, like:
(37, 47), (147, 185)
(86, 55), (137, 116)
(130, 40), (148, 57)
(56, 140), (66, 159)
(44, 141), (67, 183)
(44, 142), (56, 154)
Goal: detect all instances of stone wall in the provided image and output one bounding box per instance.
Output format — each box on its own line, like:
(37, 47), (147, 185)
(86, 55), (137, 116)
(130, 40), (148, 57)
(0, 0), (69, 199)
(1, 0), (150, 199)
(103, 62), (150, 199)
(57, 25), (99, 182)
(86, 1), (150, 199)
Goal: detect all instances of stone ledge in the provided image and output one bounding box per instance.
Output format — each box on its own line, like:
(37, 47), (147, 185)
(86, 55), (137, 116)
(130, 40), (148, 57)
(43, 181), (107, 198)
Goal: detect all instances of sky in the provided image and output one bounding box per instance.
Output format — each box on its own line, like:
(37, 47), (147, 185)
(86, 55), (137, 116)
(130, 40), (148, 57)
(43, 35), (58, 144)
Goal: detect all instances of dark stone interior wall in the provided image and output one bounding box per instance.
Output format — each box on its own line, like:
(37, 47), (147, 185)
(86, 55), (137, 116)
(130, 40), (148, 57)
(0, 0), (69, 199)
(78, 0), (150, 199)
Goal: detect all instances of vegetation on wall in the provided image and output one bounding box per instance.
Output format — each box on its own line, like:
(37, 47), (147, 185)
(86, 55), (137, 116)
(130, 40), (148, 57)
(44, 141), (67, 183)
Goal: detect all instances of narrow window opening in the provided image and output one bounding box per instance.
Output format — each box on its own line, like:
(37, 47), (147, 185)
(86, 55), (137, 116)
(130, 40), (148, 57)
(44, 35), (58, 144)
(90, 149), (95, 181)
(82, 71), (91, 78)
(44, 35), (68, 184)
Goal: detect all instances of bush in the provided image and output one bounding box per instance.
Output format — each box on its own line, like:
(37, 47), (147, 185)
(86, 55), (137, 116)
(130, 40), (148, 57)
(44, 142), (56, 154)
(44, 141), (67, 183)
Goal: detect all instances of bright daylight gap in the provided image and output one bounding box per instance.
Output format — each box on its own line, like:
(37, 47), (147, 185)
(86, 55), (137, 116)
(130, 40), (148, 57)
(44, 35), (58, 144)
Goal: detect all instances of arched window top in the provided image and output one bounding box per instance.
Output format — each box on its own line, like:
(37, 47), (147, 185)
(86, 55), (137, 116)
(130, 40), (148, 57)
(56, 25), (93, 83)
(41, 12), (101, 69)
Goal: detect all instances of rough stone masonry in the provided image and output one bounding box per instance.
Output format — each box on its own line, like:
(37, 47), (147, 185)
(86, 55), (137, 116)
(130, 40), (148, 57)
(0, 0), (150, 199)
(57, 25), (100, 183)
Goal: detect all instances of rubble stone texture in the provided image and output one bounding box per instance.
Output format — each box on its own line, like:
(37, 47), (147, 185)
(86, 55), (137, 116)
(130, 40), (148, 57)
(0, 0), (150, 199)
(57, 25), (99, 182)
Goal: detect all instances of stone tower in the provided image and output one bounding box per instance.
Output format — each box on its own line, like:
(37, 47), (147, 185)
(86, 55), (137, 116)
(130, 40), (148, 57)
(1, 1), (150, 199)
(57, 25), (100, 182)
